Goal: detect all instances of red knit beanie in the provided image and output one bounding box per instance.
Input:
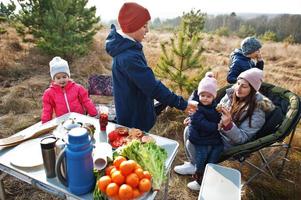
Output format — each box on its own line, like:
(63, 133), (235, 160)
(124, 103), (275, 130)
(118, 2), (151, 33)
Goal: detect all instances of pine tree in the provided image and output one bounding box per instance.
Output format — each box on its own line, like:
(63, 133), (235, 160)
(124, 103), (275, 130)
(154, 21), (208, 95)
(0, 0), (16, 21)
(16, 0), (100, 58)
(181, 9), (206, 39)
(17, 0), (52, 34)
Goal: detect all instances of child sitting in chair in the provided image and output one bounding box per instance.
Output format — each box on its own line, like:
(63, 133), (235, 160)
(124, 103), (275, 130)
(41, 56), (98, 123)
(174, 72), (223, 191)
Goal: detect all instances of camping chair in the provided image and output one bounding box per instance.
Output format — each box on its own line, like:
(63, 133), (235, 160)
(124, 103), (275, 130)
(216, 82), (301, 185)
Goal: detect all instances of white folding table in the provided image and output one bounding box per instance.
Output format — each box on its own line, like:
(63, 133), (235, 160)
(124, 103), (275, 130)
(0, 112), (179, 200)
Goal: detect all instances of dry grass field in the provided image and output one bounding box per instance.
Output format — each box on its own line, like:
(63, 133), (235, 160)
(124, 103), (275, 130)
(0, 23), (301, 199)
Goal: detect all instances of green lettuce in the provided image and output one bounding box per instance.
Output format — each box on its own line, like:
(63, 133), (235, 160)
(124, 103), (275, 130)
(118, 140), (168, 191)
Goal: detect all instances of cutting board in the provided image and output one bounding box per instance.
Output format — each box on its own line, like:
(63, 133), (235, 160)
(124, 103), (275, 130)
(0, 124), (57, 148)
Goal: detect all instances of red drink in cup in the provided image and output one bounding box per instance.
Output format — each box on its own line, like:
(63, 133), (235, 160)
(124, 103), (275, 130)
(99, 105), (109, 131)
(99, 113), (108, 131)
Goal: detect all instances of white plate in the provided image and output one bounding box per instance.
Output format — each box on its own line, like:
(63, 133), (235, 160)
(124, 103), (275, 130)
(10, 138), (44, 168)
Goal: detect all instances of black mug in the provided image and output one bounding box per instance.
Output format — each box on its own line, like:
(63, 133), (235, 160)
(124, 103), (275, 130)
(40, 136), (57, 178)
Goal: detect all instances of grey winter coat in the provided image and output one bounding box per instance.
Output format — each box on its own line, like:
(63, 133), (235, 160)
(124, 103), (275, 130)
(219, 87), (275, 149)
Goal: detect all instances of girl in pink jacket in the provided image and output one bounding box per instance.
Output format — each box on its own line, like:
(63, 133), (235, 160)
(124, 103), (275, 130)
(41, 56), (98, 123)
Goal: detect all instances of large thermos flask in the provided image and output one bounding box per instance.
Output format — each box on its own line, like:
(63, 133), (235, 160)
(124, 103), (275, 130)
(55, 127), (95, 195)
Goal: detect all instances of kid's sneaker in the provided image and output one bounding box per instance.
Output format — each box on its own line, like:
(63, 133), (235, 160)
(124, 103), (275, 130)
(174, 162), (196, 175)
(187, 180), (201, 191)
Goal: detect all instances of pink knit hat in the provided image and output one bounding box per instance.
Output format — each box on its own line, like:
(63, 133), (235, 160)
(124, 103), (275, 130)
(118, 2), (151, 33)
(198, 72), (217, 97)
(238, 68), (263, 91)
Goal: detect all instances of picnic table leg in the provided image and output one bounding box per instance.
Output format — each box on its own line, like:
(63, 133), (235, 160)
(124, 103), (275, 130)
(0, 173), (7, 200)
(163, 169), (171, 200)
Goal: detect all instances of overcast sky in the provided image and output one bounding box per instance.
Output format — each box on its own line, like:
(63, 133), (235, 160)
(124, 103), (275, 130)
(87, 0), (301, 21)
(2, 0), (301, 21)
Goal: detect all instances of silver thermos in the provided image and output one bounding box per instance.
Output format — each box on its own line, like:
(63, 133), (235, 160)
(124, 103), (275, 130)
(40, 136), (57, 178)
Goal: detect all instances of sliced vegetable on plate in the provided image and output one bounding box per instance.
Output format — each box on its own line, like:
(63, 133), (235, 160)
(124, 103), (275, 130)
(108, 127), (154, 149)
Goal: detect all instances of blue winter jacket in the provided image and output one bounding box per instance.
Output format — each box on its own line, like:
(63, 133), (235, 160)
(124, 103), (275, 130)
(188, 91), (222, 145)
(105, 25), (187, 131)
(227, 49), (264, 84)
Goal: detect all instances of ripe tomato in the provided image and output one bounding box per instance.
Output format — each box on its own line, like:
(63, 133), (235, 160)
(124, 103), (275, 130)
(119, 160), (136, 176)
(113, 156), (127, 169)
(111, 170), (125, 185)
(125, 173), (139, 188)
(135, 163), (142, 170)
(143, 171), (152, 180)
(132, 188), (141, 198)
(118, 184), (133, 199)
(110, 167), (118, 176)
(139, 178), (151, 193)
(97, 175), (111, 192)
(106, 182), (119, 197)
(134, 168), (144, 180)
(127, 160), (137, 169)
(105, 165), (116, 176)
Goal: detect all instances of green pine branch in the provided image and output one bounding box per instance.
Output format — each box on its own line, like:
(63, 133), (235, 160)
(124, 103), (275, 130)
(154, 9), (209, 95)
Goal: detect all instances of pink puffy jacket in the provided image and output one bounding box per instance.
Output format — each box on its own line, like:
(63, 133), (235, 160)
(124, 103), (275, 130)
(41, 80), (98, 123)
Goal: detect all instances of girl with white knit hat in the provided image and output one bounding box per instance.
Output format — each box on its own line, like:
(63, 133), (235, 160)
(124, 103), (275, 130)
(41, 56), (97, 123)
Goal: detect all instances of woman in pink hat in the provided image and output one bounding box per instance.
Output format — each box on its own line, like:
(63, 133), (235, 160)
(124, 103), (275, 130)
(219, 68), (274, 149)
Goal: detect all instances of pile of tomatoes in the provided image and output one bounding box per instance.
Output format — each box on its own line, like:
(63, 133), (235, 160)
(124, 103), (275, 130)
(97, 156), (152, 200)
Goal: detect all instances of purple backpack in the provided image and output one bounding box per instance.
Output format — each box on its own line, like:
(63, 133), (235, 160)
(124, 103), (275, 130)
(88, 75), (113, 96)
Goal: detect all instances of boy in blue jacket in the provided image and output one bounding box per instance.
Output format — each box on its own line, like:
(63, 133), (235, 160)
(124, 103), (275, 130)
(227, 36), (264, 84)
(175, 72), (223, 191)
(105, 2), (196, 132)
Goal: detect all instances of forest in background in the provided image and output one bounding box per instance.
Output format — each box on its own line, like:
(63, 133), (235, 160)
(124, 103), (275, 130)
(147, 12), (301, 43)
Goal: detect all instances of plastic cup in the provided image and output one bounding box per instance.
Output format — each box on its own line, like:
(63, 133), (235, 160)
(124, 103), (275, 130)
(93, 143), (113, 170)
